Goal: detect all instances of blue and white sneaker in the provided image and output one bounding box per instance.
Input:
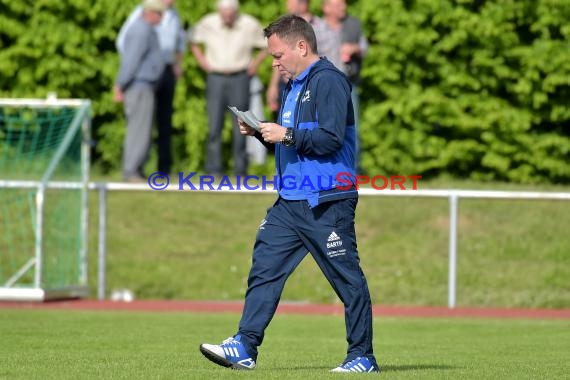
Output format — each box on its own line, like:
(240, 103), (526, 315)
(199, 335), (256, 370)
(330, 356), (379, 373)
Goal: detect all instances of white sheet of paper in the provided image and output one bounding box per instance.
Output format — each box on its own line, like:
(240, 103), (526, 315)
(228, 106), (261, 132)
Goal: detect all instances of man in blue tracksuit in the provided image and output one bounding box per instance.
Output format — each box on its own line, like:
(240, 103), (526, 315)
(199, 14), (379, 373)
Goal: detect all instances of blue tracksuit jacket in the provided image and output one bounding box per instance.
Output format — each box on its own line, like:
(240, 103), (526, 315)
(257, 57), (358, 207)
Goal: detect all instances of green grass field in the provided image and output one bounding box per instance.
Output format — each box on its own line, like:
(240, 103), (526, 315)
(0, 308), (568, 379)
(83, 178), (570, 309)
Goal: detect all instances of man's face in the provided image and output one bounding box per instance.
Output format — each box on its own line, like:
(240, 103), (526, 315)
(323, 0), (346, 20)
(219, 7), (238, 26)
(268, 34), (302, 81)
(148, 10), (163, 25)
(286, 0), (307, 15)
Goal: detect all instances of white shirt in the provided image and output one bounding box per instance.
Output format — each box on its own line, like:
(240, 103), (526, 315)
(189, 13), (266, 73)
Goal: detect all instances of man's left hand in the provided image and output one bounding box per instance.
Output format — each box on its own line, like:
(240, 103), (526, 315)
(173, 62), (183, 79)
(259, 123), (286, 144)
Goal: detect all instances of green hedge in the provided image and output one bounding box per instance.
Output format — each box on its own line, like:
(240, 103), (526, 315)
(357, 0), (570, 182)
(1, 0), (569, 182)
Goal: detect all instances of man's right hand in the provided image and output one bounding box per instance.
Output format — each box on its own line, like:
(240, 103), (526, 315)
(113, 85), (124, 103)
(238, 119), (256, 136)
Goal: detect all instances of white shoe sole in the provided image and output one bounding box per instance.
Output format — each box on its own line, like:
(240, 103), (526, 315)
(199, 344), (253, 370)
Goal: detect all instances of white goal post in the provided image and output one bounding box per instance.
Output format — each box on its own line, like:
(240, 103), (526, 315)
(0, 97), (91, 301)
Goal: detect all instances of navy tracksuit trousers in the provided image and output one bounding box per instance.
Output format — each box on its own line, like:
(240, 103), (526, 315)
(236, 196), (377, 366)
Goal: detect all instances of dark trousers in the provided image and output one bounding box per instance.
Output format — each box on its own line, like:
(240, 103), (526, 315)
(205, 72), (250, 176)
(237, 197), (377, 367)
(155, 66), (176, 174)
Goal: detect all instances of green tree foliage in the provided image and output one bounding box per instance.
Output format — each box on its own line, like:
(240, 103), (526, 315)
(0, 0), (279, 174)
(357, 0), (570, 182)
(1, 0), (569, 182)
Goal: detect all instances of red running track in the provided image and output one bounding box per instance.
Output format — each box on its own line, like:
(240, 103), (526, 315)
(0, 300), (569, 320)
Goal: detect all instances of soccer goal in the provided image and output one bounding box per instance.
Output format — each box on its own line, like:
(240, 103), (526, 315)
(0, 97), (91, 301)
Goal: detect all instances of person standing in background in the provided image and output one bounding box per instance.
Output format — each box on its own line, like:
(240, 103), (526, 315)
(190, 0), (267, 176)
(318, 0), (368, 165)
(114, 0), (166, 182)
(117, 0), (186, 176)
(246, 75), (267, 166)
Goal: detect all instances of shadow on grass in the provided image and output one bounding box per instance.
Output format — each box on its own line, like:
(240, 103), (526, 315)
(269, 364), (456, 372)
(270, 365), (334, 371)
(383, 364), (456, 372)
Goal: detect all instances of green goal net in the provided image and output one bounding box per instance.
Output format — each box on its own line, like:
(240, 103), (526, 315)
(0, 98), (91, 301)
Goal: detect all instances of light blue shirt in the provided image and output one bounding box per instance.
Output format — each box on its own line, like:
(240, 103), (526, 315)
(116, 6), (186, 64)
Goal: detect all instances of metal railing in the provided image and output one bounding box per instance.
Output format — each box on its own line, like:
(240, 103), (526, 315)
(89, 183), (570, 308)
(2, 180), (570, 307)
